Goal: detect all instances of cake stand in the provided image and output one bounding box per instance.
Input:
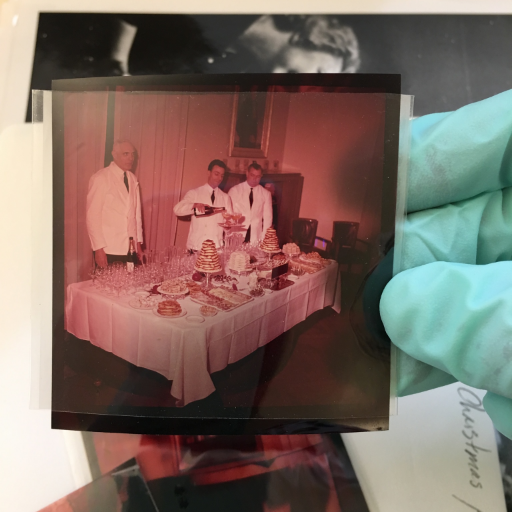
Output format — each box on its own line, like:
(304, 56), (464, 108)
(195, 267), (222, 290)
(218, 222), (246, 241)
(261, 248), (281, 265)
(229, 267), (252, 276)
(283, 250), (300, 261)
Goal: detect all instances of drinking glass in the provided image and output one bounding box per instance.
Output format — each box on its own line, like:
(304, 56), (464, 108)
(88, 267), (96, 286)
(94, 267), (105, 290)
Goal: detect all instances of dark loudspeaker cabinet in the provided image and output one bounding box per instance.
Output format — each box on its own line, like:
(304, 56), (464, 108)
(221, 172), (304, 245)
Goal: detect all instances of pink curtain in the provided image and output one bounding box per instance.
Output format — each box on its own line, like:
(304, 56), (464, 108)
(64, 91), (108, 287)
(113, 91), (187, 252)
(64, 90), (187, 286)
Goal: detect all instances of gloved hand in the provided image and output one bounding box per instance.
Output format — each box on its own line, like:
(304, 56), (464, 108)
(380, 89), (512, 439)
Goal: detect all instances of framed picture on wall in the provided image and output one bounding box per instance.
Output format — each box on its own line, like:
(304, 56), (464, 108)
(50, 73), (404, 435)
(229, 86), (274, 158)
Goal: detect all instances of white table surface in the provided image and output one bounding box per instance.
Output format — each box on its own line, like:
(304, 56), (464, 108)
(66, 263), (340, 405)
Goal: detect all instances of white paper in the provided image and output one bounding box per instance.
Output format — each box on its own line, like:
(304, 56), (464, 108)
(343, 383), (506, 512)
(0, 2), (511, 510)
(0, 123), (91, 512)
(1, 0), (512, 133)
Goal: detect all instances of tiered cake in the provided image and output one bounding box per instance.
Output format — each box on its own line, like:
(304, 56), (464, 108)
(195, 239), (222, 273)
(228, 251), (251, 272)
(260, 228), (280, 252)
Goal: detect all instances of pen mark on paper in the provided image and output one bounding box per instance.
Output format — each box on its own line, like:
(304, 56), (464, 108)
(452, 494), (482, 512)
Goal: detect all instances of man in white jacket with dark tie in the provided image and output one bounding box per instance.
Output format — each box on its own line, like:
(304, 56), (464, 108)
(228, 162), (273, 243)
(173, 159), (233, 251)
(86, 139), (143, 267)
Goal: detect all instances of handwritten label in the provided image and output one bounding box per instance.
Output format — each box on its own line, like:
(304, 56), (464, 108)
(452, 387), (492, 511)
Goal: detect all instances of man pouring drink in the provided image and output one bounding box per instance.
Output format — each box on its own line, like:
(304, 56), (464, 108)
(173, 159), (233, 251)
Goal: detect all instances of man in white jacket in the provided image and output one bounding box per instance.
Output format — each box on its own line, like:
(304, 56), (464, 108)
(173, 159), (233, 251)
(228, 162), (272, 243)
(86, 139), (143, 267)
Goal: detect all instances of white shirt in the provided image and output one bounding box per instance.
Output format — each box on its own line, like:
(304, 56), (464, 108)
(86, 162), (143, 255)
(228, 181), (272, 242)
(173, 183), (233, 250)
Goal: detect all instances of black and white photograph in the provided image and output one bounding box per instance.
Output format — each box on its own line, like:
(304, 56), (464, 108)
(27, 13), (512, 120)
(51, 74), (400, 434)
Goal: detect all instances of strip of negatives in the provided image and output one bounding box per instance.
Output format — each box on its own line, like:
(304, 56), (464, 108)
(51, 73), (400, 434)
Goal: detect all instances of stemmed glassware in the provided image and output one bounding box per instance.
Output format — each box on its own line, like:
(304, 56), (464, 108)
(93, 267), (106, 290)
(89, 243), (208, 296)
(90, 246), (205, 295)
(88, 267), (97, 286)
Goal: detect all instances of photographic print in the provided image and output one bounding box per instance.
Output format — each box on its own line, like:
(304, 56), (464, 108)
(37, 458), (157, 512)
(52, 73), (400, 434)
(27, 13), (512, 119)
(81, 432), (369, 512)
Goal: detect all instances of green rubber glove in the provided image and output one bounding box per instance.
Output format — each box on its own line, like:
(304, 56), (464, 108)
(380, 89), (512, 438)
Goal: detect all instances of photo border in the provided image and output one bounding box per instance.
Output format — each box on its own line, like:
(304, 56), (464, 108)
(52, 73), (400, 434)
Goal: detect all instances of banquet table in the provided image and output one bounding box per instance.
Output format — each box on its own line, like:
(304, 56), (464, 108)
(65, 263), (341, 405)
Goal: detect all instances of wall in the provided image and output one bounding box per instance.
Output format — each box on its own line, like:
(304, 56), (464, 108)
(173, 92), (290, 248)
(174, 93), (233, 248)
(114, 91), (188, 252)
(281, 92), (386, 242)
(64, 91), (108, 285)
(90, 90), (386, 252)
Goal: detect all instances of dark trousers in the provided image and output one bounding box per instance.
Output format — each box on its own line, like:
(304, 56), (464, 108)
(107, 254), (128, 264)
(93, 251), (128, 266)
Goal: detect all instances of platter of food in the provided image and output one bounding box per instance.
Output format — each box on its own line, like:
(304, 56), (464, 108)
(184, 280), (203, 294)
(249, 287), (265, 298)
(157, 279), (190, 298)
(190, 291), (232, 312)
(290, 259), (322, 274)
(190, 286), (253, 312)
(153, 308), (187, 319)
(209, 286), (253, 306)
(152, 299), (186, 318)
(299, 252), (331, 267)
(129, 295), (161, 310)
(199, 305), (218, 317)
(212, 274), (238, 286)
(282, 242), (301, 257)
(273, 278), (295, 291)
(271, 254), (288, 267)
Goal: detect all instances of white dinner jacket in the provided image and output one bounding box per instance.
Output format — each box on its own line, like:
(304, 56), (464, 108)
(173, 183), (233, 250)
(86, 161), (143, 255)
(228, 181), (272, 242)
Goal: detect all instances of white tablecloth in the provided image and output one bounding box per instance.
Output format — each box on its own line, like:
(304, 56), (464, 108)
(65, 264), (341, 405)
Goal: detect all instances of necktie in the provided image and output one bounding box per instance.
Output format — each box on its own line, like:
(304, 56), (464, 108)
(124, 172), (129, 192)
(249, 188), (253, 208)
(211, 189), (215, 205)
